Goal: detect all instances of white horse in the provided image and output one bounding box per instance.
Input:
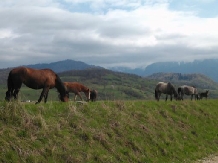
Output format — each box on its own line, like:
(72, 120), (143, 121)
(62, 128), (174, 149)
(155, 82), (178, 101)
(178, 85), (198, 100)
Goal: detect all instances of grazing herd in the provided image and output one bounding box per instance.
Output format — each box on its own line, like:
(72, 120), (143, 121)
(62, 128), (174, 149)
(5, 67), (209, 104)
(5, 67), (97, 104)
(155, 82), (209, 101)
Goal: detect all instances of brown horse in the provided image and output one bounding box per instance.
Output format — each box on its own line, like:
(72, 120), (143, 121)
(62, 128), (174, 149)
(90, 89), (98, 102)
(178, 85), (198, 100)
(5, 67), (69, 104)
(63, 82), (90, 101)
(155, 82), (178, 101)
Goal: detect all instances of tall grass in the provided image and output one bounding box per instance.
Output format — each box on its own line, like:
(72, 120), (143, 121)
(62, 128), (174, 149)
(0, 100), (217, 163)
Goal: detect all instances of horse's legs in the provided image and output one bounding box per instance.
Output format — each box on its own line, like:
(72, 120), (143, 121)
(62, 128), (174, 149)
(165, 95), (168, 101)
(157, 93), (160, 101)
(13, 89), (20, 99)
(44, 90), (49, 103)
(5, 87), (14, 101)
(78, 92), (83, 101)
(191, 95), (193, 100)
(170, 95), (173, 101)
(13, 82), (22, 100)
(74, 94), (77, 101)
(36, 87), (49, 104)
(195, 94), (198, 100)
(181, 93), (183, 100)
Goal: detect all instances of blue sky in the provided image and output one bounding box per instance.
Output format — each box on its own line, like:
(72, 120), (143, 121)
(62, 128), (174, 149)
(169, 0), (218, 17)
(0, 0), (218, 69)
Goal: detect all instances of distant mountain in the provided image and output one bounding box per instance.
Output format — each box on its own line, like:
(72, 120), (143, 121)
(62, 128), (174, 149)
(109, 67), (145, 76)
(26, 59), (99, 73)
(0, 60), (102, 85)
(110, 59), (218, 82)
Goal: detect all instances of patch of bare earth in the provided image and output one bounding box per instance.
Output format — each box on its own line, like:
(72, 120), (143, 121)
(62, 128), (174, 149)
(197, 155), (218, 163)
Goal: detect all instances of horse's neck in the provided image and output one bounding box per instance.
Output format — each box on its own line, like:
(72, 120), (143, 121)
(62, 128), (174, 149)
(55, 77), (66, 94)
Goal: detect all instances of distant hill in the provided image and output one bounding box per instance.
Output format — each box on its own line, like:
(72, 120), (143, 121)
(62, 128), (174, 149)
(0, 60), (100, 85)
(26, 59), (98, 73)
(110, 59), (218, 82)
(1, 62), (218, 100)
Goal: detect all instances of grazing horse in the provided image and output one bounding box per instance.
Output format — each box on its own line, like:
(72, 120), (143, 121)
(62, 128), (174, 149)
(5, 67), (69, 104)
(178, 85), (198, 100)
(90, 89), (98, 102)
(199, 90), (209, 100)
(63, 82), (90, 101)
(155, 82), (178, 101)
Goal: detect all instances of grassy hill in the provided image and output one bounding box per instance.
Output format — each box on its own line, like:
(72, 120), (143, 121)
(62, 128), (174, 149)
(0, 100), (217, 162)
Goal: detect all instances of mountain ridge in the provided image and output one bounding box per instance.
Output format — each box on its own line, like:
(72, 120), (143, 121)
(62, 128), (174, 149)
(109, 59), (218, 82)
(25, 59), (98, 73)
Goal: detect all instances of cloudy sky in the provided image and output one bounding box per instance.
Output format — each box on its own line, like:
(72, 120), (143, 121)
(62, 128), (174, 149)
(0, 0), (218, 69)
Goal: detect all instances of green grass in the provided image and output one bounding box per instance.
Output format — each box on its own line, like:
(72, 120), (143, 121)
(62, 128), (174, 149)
(0, 100), (218, 163)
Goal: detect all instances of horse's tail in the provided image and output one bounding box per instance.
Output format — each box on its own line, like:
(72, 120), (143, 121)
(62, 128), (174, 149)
(5, 71), (13, 100)
(155, 90), (158, 100)
(178, 87), (181, 95)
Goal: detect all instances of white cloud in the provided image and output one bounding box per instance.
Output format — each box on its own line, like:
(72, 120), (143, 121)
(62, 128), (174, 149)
(0, 0), (218, 69)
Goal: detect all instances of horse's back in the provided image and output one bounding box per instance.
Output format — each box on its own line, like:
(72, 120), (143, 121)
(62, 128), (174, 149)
(9, 67), (57, 89)
(155, 82), (168, 92)
(180, 85), (197, 94)
(64, 82), (85, 92)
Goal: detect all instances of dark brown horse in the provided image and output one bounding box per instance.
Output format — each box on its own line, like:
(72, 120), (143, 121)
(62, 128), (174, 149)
(90, 89), (98, 102)
(5, 67), (69, 104)
(198, 90), (209, 100)
(63, 82), (90, 101)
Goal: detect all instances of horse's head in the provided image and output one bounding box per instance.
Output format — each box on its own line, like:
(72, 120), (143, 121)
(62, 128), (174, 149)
(173, 92), (179, 100)
(175, 94), (182, 100)
(85, 89), (91, 101)
(59, 92), (69, 102)
(90, 90), (98, 102)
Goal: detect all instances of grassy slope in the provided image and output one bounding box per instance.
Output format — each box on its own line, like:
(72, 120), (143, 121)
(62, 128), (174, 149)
(0, 100), (217, 163)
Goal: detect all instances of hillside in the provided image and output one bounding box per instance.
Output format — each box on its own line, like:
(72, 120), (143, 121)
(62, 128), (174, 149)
(0, 100), (218, 162)
(1, 67), (218, 102)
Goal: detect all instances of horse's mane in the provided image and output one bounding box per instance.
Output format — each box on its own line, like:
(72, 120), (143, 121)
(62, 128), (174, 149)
(55, 74), (67, 94)
(168, 82), (178, 95)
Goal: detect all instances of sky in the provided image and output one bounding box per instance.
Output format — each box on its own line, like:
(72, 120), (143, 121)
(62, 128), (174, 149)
(0, 0), (218, 69)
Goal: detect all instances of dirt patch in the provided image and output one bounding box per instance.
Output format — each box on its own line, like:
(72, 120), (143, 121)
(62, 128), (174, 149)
(197, 155), (218, 163)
